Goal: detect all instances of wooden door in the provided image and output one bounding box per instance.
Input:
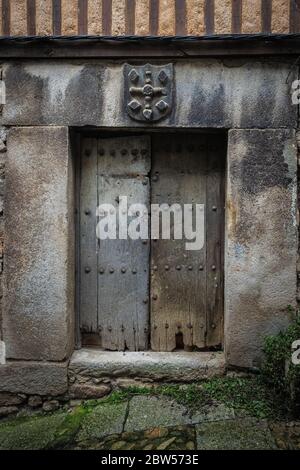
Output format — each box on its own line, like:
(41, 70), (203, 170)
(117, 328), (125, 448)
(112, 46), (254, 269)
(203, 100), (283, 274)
(79, 133), (225, 352)
(150, 134), (225, 351)
(79, 136), (151, 351)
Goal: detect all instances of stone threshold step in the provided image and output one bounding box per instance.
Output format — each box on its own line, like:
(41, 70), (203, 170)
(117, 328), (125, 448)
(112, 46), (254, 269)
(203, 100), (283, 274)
(69, 350), (226, 382)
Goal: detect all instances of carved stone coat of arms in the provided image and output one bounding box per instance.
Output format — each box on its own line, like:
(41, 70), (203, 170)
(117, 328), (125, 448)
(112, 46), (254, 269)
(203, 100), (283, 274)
(124, 63), (174, 123)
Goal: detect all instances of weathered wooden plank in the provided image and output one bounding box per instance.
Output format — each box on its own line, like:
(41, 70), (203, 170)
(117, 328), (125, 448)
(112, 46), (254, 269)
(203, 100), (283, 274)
(27, 0), (37, 36)
(151, 134), (208, 352)
(2, 0), (10, 36)
(2, 39), (300, 59)
(232, 0), (242, 34)
(149, 0), (159, 35)
(102, 0), (112, 35)
(97, 136), (151, 351)
(204, 0), (214, 34)
(261, 0), (272, 33)
(175, 0), (187, 35)
(79, 138), (98, 333)
(52, 0), (62, 35)
(205, 137), (225, 347)
(125, 0), (135, 35)
(78, 0), (88, 35)
(290, 0), (300, 33)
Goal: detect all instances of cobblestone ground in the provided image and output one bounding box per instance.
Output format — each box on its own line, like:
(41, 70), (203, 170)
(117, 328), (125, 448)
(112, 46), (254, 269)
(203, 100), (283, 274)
(74, 426), (197, 451)
(0, 395), (299, 450)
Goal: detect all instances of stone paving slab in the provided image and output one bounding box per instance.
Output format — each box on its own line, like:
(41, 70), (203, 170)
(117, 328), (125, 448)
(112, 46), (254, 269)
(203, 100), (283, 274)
(75, 426), (196, 451)
(191, 403), (235, 424)
(0, 393), (299, 450)
(77, 402), (128, 443)
(196, 418), (277, 450)
(125, 396), (191, 432)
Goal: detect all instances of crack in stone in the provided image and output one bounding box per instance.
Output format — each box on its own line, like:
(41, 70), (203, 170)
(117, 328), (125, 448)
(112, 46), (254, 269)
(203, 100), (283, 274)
(122, 399), (130, 433)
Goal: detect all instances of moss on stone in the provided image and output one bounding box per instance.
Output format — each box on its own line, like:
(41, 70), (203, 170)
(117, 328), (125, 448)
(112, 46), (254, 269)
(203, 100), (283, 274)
(0, 413), (66, 450)
(196, 418), (277, 450)
(0, 373), (293, 450)
(48, 406), (88, 449)
(100, 387), (152, 405)
(157, 377), (283, 419)
(125, 396), (190, 432)
(262, 312), (300, 415)
(76, 401), (128, 445)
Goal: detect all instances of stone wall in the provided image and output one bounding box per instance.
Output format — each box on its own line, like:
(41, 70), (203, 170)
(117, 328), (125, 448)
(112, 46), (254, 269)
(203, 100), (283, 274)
(1, 58), (297, 128)
(0, 350), (225, 418)
(0, 126), (6, 359)
(226, 129), (297, 368)
(3, 126), (75, 361)
(0, 55), (298, 402)
(0, 0), (298, 37)
(0, 57), (298, 367)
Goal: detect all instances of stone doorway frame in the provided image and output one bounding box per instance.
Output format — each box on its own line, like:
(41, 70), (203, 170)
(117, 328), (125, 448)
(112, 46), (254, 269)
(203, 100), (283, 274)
(75, 129), (227, 353)
(0, 46), (298, 395)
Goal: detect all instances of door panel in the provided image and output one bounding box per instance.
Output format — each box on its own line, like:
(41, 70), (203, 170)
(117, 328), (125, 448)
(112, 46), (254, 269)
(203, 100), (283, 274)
(80, 138), (98, 333)
(150, 134), (225, 351)
(206, 142), (225, 347)
(80, 136), (151, 351)
(97, 176), (150, 351)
